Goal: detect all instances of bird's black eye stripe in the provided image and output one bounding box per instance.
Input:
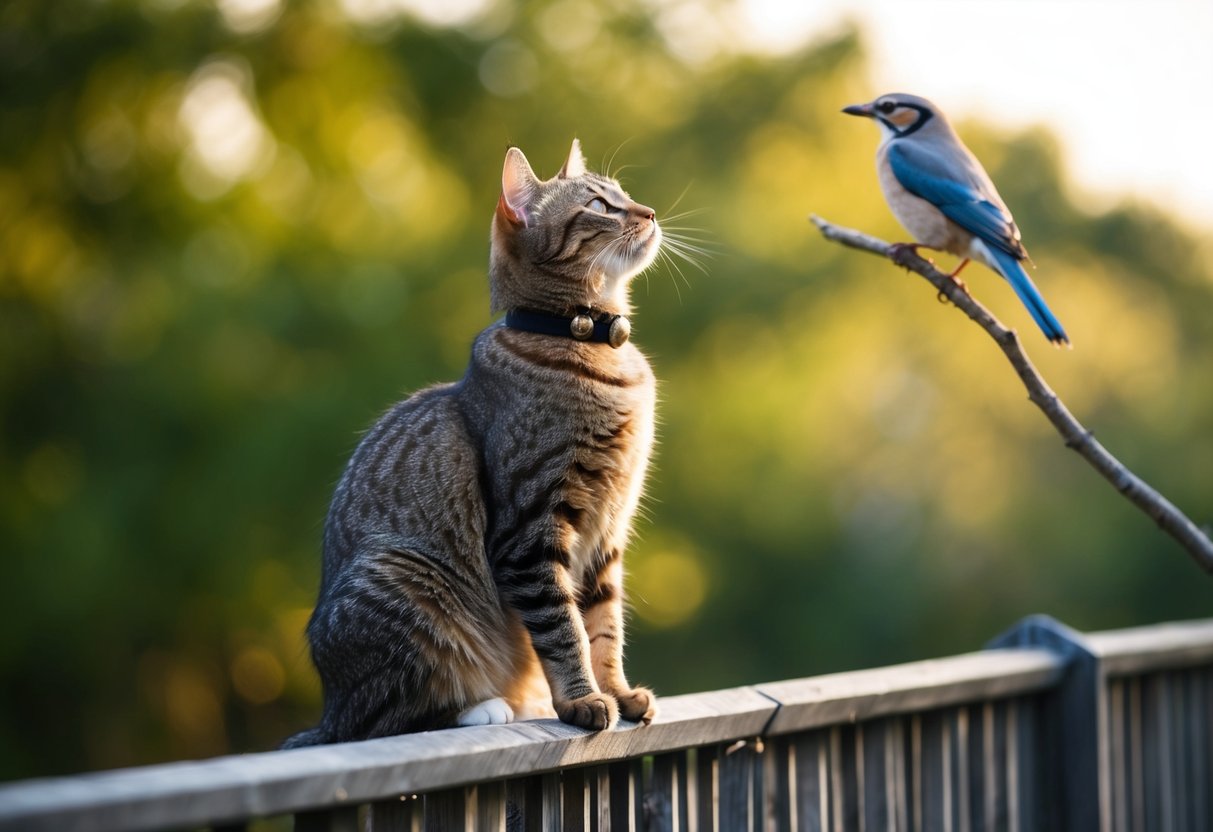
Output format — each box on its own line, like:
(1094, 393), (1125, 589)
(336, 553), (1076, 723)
(881, 103), (934, 138)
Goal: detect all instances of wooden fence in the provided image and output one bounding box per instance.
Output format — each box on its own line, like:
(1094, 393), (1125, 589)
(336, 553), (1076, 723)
(1, 616), (1210, 831)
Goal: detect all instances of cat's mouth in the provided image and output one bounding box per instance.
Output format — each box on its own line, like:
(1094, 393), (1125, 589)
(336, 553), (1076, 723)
(629, 220), (662, 272)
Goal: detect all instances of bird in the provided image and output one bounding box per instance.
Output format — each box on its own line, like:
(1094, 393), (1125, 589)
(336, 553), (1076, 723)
(843, 92), (1069, 346)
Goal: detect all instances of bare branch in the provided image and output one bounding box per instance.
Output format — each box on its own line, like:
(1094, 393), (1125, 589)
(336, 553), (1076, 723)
(811, 215), (1213, 574)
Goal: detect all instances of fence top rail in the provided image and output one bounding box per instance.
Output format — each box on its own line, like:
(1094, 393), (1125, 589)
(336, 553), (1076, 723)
(0, 645), (1066, 832)
(757, 647), (1063, 735)
(1085, 618), (1213, 677)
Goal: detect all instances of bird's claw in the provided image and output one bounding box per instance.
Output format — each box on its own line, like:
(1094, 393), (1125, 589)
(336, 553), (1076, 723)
(888, 242), (929, 269)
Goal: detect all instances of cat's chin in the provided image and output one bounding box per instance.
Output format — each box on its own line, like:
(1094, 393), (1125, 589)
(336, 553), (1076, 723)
(602, 225), (662, 286)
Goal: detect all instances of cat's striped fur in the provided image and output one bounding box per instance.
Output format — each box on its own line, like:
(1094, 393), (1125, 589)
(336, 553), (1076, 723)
(284, 141), (661, 745)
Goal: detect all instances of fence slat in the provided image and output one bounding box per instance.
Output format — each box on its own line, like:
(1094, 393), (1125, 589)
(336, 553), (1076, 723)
(1189, 669), (1212, 832)
(470, 780), (506, 832)
(696, 745), (719, 832)
(560, 767), (586, 831)
(861, 720), (887, 832)
(646, 753), (681, 832)
(718, 739), (761, 832)
(989, 614), (1109, 832)
(294, 807), (358, 832)
(789, 731), (827, 832)
(3, 618), (1213, 832)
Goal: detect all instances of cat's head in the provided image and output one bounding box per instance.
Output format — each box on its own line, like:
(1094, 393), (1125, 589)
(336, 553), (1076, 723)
(489, 140), (661, 316)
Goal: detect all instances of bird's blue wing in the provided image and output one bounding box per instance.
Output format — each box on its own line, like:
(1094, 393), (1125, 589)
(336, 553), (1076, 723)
(886, 142), (1024, 258)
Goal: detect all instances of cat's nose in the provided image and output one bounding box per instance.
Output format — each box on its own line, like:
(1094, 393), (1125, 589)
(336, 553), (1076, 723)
(634, 204), (656, 221)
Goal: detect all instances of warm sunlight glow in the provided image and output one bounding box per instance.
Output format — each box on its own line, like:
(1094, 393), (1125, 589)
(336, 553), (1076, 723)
(738, 0), (1213, 227)
(178, 60), (274, 197)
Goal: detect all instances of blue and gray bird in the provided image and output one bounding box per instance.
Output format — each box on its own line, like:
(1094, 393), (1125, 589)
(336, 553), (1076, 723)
(843, 93), (1069, 345)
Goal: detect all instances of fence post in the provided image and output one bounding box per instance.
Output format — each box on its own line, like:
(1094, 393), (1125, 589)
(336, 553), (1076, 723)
(988, 615), (1110, 832)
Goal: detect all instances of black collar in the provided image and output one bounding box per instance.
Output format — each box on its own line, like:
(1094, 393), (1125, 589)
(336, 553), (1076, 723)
(505, 308), (631, 348)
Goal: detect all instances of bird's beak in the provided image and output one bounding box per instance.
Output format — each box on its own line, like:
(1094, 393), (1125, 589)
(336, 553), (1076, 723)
(842, 102), (873, 118)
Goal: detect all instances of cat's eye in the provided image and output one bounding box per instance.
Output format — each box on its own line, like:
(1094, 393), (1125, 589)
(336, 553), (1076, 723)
(586, 197), (609, 213)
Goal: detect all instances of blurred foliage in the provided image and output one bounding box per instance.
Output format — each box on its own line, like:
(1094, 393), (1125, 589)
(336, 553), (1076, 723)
(2, 0), (1211, 780)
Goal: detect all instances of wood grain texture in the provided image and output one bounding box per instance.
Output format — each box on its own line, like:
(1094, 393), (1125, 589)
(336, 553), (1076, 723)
(1086, 619), (1213, 677)
(3, 618), (1212, 832)
(756, 649), (1063, 735)
(0, 687), (774, 832)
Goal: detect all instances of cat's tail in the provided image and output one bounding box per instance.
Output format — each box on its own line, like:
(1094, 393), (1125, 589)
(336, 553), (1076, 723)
(280, 726), (329, 749)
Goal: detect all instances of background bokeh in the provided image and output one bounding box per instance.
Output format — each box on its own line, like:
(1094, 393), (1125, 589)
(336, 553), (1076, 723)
(2, 0), (1210, 779)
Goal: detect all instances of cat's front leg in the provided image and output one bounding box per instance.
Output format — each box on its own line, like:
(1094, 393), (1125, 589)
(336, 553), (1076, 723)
(580, 549), (657, 725)
(501, 548), (619, 731)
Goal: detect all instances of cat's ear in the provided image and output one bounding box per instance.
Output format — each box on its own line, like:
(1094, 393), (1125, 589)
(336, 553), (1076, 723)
(558, 138), (587, 179)
(499, 146), (539, 227)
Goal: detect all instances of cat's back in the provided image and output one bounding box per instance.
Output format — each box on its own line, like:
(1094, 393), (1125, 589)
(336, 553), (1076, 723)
(322, 381), (485, 575)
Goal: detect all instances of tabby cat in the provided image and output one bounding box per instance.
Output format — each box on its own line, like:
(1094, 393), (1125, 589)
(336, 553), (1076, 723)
(284, 140), (662, 746)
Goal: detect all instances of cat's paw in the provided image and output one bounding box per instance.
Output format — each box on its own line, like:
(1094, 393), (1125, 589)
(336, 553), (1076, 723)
(457, 697), (515, 727)
(555, 692), (618, 731)
(612, 686), (657, 725)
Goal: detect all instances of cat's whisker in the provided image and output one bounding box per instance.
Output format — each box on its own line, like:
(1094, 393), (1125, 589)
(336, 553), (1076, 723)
(584, 234), (629, 281)
(602, 138), (635, 181)
(607, 164), (640, 186)
(658, 209), (710, 226)
(658, 230), (713, 276)
(659, 235), (713, 251)
(663, 241), (713, 264)
(660, 183), (702, 221)
(655, 249), (689, 300)
(658, 221), (711, 234)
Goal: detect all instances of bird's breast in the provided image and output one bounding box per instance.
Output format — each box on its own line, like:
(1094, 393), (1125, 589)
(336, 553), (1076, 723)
(876, 148), (970, 255)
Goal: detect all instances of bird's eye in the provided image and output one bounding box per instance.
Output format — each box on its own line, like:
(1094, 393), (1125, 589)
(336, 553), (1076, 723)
(877, 100), (897, 115)
(587, 197), (608, 213)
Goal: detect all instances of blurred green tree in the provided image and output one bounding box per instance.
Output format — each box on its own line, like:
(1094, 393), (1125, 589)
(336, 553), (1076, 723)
(1, 0), (1209, 778)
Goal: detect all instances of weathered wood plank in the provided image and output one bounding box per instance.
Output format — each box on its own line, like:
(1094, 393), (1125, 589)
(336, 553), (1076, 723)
(295, 806), (358, 832)
(790, 732), (827, 832)
(1188, 669), (1212, 832)
(0, 687), (774, 832)
(718, 739), (760, 832)
(470, 780), (505, 832)
(757, 650), (1062, 736)
(1086, 619), (1213, 678)
(695, 746), (718, 832)
(560, 767), (586, 831)
(368, 796), (418, 832)
(646, 753), (681, 832)
(861, 721), (889, 832)
(950, 709), (969, 832)
(917, 712), (948, 832)
(537, 774), (560, 832)
(421, 789), (463, 832)
(590, 765), (610, 832)
(2, 618), (1211, 832)
(607, 760), (638, 832)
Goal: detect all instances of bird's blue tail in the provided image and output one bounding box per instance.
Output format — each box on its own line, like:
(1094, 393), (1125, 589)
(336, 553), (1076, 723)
(988, 248), (1069, 345)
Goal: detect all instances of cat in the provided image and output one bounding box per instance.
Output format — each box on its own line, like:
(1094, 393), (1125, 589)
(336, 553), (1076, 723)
(284, 139), (662, 747)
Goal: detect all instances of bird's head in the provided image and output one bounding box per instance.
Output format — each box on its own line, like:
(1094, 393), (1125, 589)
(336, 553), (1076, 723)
(843, 93), (940, 141)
